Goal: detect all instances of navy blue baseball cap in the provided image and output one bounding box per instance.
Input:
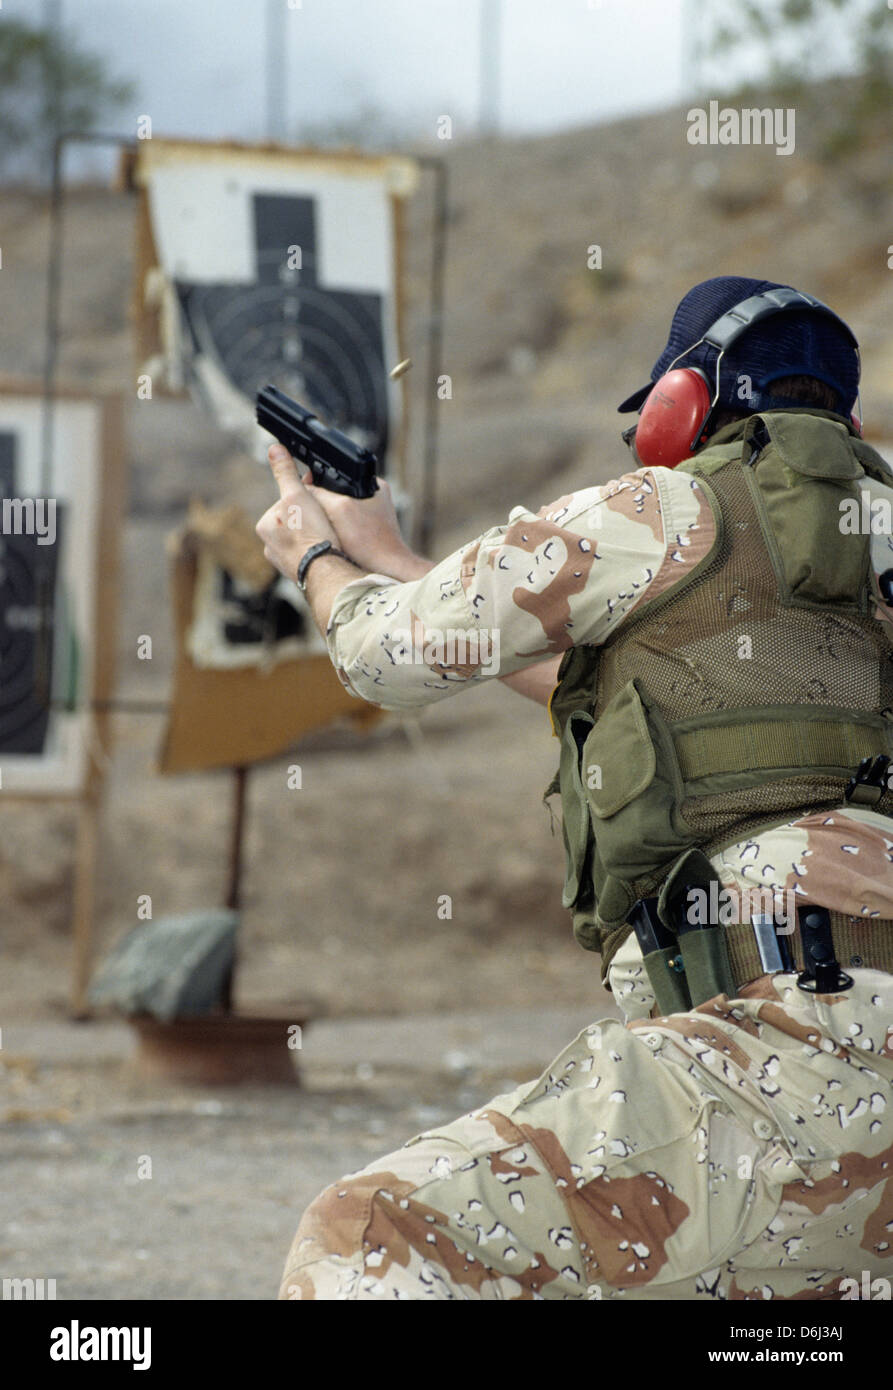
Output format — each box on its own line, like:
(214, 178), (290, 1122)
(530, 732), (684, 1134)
(618, 275), (860, 416)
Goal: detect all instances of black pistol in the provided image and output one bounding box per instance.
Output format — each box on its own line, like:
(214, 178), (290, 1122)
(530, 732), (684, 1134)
(255, 384), (380, 499)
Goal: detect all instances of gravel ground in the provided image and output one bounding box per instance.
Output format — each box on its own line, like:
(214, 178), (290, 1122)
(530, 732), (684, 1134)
(0, 1003), (616, 1300)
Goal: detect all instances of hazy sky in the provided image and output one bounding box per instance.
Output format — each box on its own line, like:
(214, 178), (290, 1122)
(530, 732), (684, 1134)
(4, 0), (866, 173)
(11, 0), (693, 151)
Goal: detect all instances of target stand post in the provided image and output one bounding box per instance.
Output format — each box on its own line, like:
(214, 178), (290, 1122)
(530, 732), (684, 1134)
(220, 762), (249, 1013)
(69, 769), (105, 1019)
(128, 760), (315, 1087)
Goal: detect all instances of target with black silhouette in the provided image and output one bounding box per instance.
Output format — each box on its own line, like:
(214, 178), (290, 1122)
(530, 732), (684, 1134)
(0, 524), (67, 755)
(130, 142), (417, 763)
(0, 428), (70, 757)
(175, 193), (391, 463)
(133, 144), (413, 683)
(0, 387), (121, 797)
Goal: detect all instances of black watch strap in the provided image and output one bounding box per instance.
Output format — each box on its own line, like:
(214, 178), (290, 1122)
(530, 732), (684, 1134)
(296, 540), (351, 592)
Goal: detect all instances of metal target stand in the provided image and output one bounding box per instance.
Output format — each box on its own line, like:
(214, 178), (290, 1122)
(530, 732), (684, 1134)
(38, 130), (449, 1019)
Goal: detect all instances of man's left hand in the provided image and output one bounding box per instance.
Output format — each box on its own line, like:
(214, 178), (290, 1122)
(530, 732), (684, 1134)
(255, 444), (339, 582)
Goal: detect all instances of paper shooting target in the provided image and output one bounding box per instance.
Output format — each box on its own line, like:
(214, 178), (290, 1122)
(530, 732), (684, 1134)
(0, 507), (66, 756)
(0, 390), (115, 795)
(134, 143), (418, 473)
(176, 195), (390, 460)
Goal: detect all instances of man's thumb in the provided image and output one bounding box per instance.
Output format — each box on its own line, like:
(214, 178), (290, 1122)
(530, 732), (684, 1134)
(268, 444), (301, 497)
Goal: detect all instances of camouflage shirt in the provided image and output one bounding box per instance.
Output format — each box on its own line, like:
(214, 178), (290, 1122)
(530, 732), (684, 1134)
(325, 464), (893, 930)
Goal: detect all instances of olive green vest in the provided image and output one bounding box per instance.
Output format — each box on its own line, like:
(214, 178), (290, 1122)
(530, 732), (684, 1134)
(548, 410), (893, 980)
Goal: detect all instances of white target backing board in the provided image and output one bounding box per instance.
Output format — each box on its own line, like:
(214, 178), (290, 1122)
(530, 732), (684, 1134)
(0, 383), (123, 796)
(131, 139), (418, 480)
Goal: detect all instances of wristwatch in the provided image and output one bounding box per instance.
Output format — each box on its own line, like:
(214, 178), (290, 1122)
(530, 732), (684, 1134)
(296, 540), (352, 592)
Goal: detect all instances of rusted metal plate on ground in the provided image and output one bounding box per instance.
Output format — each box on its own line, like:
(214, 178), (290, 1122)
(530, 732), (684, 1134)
(129, 1011), (310, 1086)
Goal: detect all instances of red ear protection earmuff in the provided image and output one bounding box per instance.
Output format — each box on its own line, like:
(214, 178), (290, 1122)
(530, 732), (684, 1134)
(633, 367), (713, 468)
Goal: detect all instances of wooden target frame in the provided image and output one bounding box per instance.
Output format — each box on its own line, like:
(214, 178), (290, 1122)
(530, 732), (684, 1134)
(0, 377), (125, 1013)
(124, 137), (417, 490)
(26, 131), (447, 1017)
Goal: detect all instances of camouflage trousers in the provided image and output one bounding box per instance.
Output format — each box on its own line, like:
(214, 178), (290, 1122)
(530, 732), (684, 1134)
(280, 970), (893, 1300)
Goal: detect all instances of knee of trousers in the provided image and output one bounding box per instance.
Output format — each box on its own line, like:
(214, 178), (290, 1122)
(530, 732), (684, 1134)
(278, 1173), (407, 1300)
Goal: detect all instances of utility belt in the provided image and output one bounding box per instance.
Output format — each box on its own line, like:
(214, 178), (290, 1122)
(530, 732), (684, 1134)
(630, 883), (893, 1016)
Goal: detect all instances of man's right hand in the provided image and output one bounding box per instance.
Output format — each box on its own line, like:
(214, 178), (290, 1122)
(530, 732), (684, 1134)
(303, 474), (433, 581)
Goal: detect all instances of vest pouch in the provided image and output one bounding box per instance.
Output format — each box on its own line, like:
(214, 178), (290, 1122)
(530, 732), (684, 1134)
(581, 679), (698, 929)
(555, 710), (601, 959)
(744, 413), (869, 609)
(554, 709), (638, 966)
(557, 710), (595, 909)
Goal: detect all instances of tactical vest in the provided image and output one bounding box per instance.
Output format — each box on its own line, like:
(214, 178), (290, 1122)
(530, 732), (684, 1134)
(548, 410), (893, 983)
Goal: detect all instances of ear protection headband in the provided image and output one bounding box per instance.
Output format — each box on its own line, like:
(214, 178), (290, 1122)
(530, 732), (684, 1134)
(630, 287), (862, 469)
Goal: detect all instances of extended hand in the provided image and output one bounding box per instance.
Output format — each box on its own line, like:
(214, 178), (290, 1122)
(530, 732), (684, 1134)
(255, 444), (339, 581)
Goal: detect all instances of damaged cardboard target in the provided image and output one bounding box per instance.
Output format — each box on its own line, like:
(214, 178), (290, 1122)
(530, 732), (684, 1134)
(158, 500), (380, 774)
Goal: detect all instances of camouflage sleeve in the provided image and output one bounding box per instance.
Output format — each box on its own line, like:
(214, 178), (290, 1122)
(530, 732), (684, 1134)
(324, 467), (716, 710)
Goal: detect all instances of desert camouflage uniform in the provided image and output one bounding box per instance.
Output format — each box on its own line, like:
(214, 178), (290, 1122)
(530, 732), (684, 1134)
(280, 461), (893, 1300)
